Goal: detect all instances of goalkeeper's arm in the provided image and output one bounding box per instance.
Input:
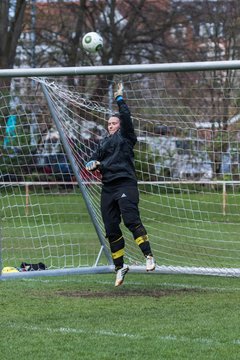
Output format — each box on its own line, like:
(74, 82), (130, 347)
(114, 82), (136, 141)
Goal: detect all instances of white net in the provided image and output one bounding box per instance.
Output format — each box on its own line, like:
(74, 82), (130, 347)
(0, 78), (107, 274)
(1, 69), (240, 276)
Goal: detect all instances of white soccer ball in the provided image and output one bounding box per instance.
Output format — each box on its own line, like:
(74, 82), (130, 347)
(82, 32), (103, 53)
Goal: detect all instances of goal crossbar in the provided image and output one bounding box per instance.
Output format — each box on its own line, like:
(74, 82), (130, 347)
(1, 60), (240, 78)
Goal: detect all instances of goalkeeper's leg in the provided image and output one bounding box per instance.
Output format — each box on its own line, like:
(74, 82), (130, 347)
(119, 186), (156, 271)
(132, 224), (156, 271)
(106, 225), (129, 287)
(108, 227), (125, 271)
(101, 191), (129, 286)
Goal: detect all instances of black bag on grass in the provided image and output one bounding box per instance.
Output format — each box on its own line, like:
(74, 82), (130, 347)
(20, 262), (47, 271)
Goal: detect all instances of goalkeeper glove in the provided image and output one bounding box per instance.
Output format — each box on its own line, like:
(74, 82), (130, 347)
(85, 160), (100, 171)
(114, 82), (123, 100)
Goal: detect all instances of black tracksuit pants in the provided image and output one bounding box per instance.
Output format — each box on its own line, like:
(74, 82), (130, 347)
(100, 178), (152, 269)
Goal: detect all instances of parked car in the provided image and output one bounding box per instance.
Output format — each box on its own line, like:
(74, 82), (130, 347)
(138, 136), (213, 180)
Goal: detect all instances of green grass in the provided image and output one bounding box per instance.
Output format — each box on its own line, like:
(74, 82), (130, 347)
(1, 191), (103, 268)
(1, 189), (240, 269)
(1, 273), (240, 359)
(1, 188), (240, 358)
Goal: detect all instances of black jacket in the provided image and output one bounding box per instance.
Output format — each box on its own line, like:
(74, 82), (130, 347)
(90, 98), (137, 184)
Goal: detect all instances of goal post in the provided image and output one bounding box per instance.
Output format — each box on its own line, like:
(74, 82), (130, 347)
(1, 61), (240, 279)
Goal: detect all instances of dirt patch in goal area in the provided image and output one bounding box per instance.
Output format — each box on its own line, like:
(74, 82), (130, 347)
(56, 288), (195, 298)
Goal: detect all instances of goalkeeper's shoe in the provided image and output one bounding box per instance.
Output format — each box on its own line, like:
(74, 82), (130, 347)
(115, 264), (129, 287)
(146, 255), (156, 272)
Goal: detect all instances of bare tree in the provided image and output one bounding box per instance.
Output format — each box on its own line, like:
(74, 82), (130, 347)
(0, 0), (27, 69)
(21, 0), (174, 67)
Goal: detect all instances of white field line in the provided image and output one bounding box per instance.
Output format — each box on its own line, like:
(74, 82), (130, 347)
(6, 323), (240, 346)
(21, 277), (240, 292)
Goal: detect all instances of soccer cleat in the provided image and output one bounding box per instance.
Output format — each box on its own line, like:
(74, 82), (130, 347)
(146, 255), (156, 271)
(115, 264), (129, 287)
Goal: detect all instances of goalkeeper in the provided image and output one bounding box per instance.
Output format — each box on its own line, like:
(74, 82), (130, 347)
(86, 83), (155, 287)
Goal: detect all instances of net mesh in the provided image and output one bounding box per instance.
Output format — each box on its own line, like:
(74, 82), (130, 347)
(1, 70), (240, 276)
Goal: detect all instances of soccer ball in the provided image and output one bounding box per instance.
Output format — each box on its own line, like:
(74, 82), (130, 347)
(82, 32), (103, 53)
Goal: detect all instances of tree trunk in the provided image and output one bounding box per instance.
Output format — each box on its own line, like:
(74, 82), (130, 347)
(0, 0), (27, 69)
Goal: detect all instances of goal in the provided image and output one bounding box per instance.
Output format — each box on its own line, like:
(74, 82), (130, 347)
(1, 61), (240, 278)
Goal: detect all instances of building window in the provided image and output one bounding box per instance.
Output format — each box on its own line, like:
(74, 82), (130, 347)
(199, 23), (223, 38)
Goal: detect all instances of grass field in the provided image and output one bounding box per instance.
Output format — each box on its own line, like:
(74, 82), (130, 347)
(1, 272), (239, 359)
(1, 188), (240, 270)
(1, 187), (240, 359)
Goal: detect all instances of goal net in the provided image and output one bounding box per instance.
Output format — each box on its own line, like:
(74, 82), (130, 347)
(1, 63), (240, 278)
